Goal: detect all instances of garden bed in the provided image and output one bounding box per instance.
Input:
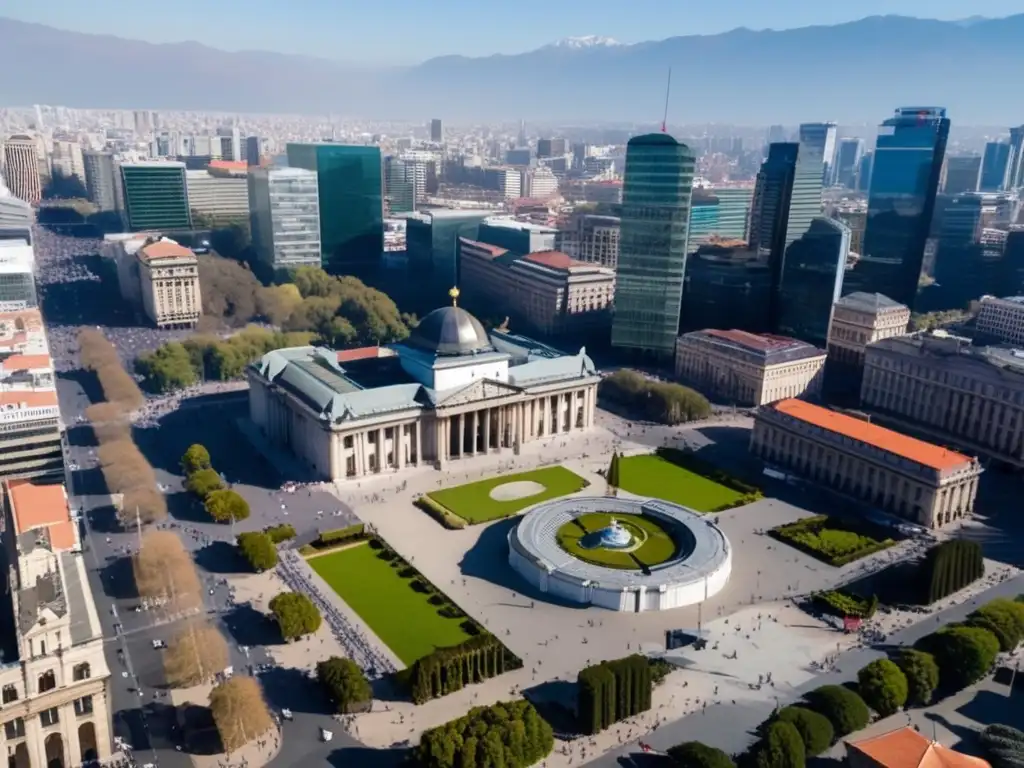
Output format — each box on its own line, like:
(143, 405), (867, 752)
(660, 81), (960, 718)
(769, 515), (896, 566)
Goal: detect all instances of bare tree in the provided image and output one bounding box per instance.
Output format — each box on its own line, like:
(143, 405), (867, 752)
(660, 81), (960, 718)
(163, 620), (229, 687)
(209, 676), (274, 754)
(78, 328), (120, 370)
(119, 486), (167, 526)
(133, 531), (202, 615)
(77, 329), (145, 409)
(84, 402), (130, 444)
(97, 440), (156, 493)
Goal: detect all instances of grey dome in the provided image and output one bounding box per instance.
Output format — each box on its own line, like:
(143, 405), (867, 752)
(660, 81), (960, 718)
(409, 306), (493, 357)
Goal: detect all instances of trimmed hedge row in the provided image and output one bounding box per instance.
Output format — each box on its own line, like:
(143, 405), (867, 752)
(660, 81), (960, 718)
(769, 515), (895, 567)
(415, 699), (553, 768)
(415, 496), (467, 530)
(406, 634), (523, 704)
(812, 590), (878, 619)
(655, 446), (761, 496)
(921, 539), (984, 604)
(319, 523), (366, 544)
(577, 655), (652, 735)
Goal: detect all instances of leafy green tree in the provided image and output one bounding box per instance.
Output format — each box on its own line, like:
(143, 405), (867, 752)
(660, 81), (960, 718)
(980, 724), (1024, 768)
(264, 524), (296, 544)
(894, 649), (940, 706)
(774, 707), (834, 756)
(667, 742), (736, 768)
(754, 721), (805, 768)
(916, 625), (1000, 691)
(857, 659), (909, 717)
(606, 452), (620, 496)
(967, 599), (1024, 652)
(237, 532), (278, 571)
(181, 444), (212, 474)
(205, 489), (250, 523)
(414, 700), (553, 768)
(135, 342), (198, 393)
(317, 657), (371, 713)
(185, 468), (224, 499)
(269, 592), (322, 640)
(290, 265), (336, 298)
(803, 685), (870, 737)
(598, 370), (711, 425)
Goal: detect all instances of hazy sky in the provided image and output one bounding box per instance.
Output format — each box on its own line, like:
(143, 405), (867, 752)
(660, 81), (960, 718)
(5, 0), (1022, 64)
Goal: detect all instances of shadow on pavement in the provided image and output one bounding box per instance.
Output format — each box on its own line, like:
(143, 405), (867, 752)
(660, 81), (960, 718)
(86, 504), (122, 535)
(166, 491), (212, 525)
(74, 467), (111, 498)
(260, 667), (334, 716)
(523, 678), (580, 737)
(57, 369), (105, 404)
(326, 746), (408, 768)
(194, 541), (248, 575)
(101, 556), (139, 600)
(458, 518), (584, 609)
(221, 604), (281, 648)
(66, 423), (98, 448)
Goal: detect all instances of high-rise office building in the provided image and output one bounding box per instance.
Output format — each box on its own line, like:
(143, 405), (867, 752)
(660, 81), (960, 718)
(943, 155), (982, 194)
(217, 126), (242, 162)
(383, 157), (415, 214)
(767, 125), (787, 145)
(687, 187), (754, 252)
(857, 107), (949, 308)
(775, 217), (849, 344)
(1009, 126), (1024, 190)
(50, 139), (84, 181)
(82, 150), (118, 212)
(2, 136), (42, 205)
(834, 138), (864, 189)
(133, 110), (152, 136)
(286, 143), (384, 274)
(119, 162), (192, 232)
(185, 168), (249, 224)
(248, 167), (322, 272)
(430, 119), (443, 143)
(407, 210), (493, 306)
(245, 136), (261, 166)
(611, 133), (695, 357)
(980, 141), (1014, 192)
(749, 143), (799, 258)
(857, 152), (874, 192)
(812, 122), (838, 186)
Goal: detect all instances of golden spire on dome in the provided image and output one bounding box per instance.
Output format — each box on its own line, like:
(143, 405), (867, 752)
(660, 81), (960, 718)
(449, 286), (460, 307)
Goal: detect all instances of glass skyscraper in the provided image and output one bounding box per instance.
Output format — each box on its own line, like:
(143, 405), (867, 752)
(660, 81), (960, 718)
(834, 139), (864, 190)
(248, 167), (321, 272)
(119, 162), (192, 232)
(748, 143), (799, 258)
(611, 133), (695, 357)
(286, 143), (384, 275)
(980, 141), (1013, 192)
(687, 187), (754, 252)
(775, 218), (849, 344)
(858, 107), (950, 308)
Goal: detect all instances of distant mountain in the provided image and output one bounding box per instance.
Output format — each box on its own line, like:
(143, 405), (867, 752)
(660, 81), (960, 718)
(545, 36), (622, 50)
(2, 15), (1023, 123)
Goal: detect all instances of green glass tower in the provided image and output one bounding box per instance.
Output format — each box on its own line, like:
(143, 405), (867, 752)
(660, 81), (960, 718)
(611, 133), (695, 357)
(120, 162), (192, 232)
(286, 143), (383, 274)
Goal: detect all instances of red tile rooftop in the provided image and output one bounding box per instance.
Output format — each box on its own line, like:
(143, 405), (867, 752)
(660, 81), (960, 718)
(772, 399), (973, 472)
(522, 250), (586, 270)
(7, 480), (71, 541)
(846, 727), (990, 768)
(336, 346), (385, 363)
(461, 239), (509, 258)
(703, 329), (808, 352)
(1, 354), (52, 370)
(0, 390), (59, 408)
(139, 241), (195, 261)
(208, 160), (248, 172)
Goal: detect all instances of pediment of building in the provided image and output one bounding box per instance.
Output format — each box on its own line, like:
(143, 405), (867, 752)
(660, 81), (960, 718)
(435, 378), (523, 408)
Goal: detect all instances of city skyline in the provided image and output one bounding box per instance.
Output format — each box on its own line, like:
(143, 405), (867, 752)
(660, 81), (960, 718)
(2, 2), (1023, 63)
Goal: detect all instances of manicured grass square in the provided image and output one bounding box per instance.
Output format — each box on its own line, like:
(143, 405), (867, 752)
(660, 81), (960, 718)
(427, 466), (588, 524)
(308, 542), (473, 665)
(617, 454), (744, 512)
(556, 512), (677, 569)
(770, 515), (895, 566)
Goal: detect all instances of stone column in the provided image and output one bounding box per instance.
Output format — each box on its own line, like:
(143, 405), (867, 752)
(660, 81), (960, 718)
(437, 418), (447, 469)
(415, 422), (422, 466)
(355, 432), (365, 477)
(514, 403), (523, 454)
(397, 425), (406, 470)
(376, 428), (385, 473)
(483, 407), (491, 452)
(470, 411), (478, 456)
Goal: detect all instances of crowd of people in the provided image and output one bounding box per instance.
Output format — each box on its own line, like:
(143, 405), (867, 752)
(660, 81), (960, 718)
(278, 551), (396, 678)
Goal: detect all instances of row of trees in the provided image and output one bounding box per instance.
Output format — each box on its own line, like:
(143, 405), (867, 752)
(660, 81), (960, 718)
(599, 369), (712, 425)
(668, 597), (1024, 768)
(414, 699), (554, 768)
(981, 724), (1024, 768)
(577, 655), (653, 735)
(134, 530), (203, 616)
(164, 620), (230, 687)
(135, 327), (315, 393)
(920, 539), (985, 604)
(408, 634), (523, 705)
(180, 444), (251, 524)
(79, 328), (144, 410)
(317, 657), (372, 715)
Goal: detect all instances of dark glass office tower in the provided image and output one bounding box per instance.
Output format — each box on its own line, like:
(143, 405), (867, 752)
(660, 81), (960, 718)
(775, 218), (849, 344)
(857, 152), (874, 192)
(858, 107), (949, 308)
(834, 138), (864, 190)
(610, 133), (695, 357)
(748, 143), (799, 258)
(943, 155), (981, 194)
(1010, 126), (1024, 189)
(286, 143), (383, 275)
(430, 119), (443, 143)
(980, 141), (1013, 191)
(120, 162), (192, 232)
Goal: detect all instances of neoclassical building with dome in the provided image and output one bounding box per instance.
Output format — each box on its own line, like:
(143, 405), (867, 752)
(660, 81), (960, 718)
(246, 301), (601, 480)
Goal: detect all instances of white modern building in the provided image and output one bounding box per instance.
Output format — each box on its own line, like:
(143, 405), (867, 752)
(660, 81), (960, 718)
(247, 303), (600, 480)
(49, 141), (84, 182)
(248, 167), (322, 271)
(185, 170), (249, 224)
(0, 480), (113, 768)
(0, 242), (38, 310)
(2, 137), (42, 205)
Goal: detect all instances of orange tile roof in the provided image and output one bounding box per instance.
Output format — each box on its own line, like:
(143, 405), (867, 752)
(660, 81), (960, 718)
(337, 346), (383, 363)
(208, 160), (248, 172)
(460, 238), (509, 259)
(522, 250), (585, 270)
(847, 727), (990, 768)
(1, 354), (52, 370)
(7, 480), (70, 536)
(139, 241), (195, 261)
(0, 308), (43, 329)
(0, 390), (59, 408)
(773, 399), (973, 472)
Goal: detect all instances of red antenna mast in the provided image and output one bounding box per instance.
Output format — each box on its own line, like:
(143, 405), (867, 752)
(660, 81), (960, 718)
(661, 67), (673, 133)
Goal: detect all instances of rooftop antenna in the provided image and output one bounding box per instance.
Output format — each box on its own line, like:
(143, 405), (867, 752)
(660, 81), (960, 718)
(661, 67), (673, 133)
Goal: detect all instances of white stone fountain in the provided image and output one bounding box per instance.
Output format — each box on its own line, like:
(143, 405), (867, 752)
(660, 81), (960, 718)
(595, 518), (633, 549)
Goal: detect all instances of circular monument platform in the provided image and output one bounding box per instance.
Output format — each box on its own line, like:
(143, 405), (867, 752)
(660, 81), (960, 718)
(508, 496), (732, 612)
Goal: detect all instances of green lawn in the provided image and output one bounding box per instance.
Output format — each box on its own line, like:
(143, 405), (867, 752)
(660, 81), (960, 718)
(556, 512), (678, 569)
(427, 466), (588, 524)
(308, 542), (473, 665)
(617, 454), (745, 512)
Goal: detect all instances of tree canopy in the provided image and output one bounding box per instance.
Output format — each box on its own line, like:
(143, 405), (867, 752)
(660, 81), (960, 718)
(773, 707), (834, 757)
(78, 328), (145, 410)
(269, 592), (322, 641)
(599, 369), (711, 425)
(185, 468), (224, 499)
(916, 624), (1000, 691)
(164, 620), (229, 687)
(238, 531), (278, 571)
(857, 658), (908, 717)
(204, 489), (251, 524)
(966, 598), (1024, 652)
(181, 444), (212, 474)
(667, 742), (736, 768)
(414, 700), (554, 768)
(317, 656), (371, 714)
(209, 676), (274, 753)
(84, 402), (130, 443)
(980, 724), (1024, 768)
(753, 721), (805, 768)
(134, 531), (202, 615)
(803, 685), (870, 738)
(893, 649), (940, 707)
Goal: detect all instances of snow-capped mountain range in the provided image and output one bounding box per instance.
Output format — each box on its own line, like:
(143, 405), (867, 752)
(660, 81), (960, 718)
(547, 36), (622, 50)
